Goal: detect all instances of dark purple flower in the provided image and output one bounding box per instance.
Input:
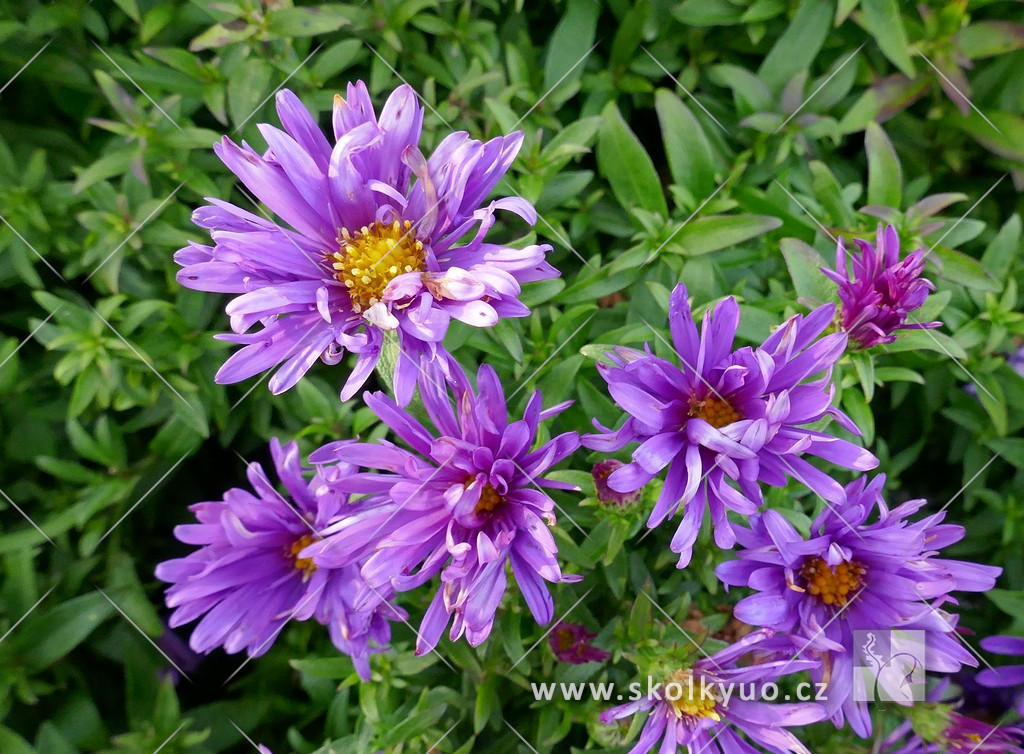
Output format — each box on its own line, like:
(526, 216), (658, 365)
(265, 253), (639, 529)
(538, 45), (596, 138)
(156, 625), (203, 685)
(600, 629), (824, 754)
(304, 359), (581, 654)
(582, 283), (877, 567)
(175, 83), (555, 405)
(592, 460), (641, 505)
(549, 621), (611, 664)
(717, 474), (1002, 737)
(977, 635), (1024, 715)
(155, 439), (404, 678)
(821, 224), (941, 349)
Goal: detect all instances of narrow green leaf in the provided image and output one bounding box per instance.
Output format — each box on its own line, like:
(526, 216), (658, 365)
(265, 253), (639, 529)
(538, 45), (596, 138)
(597, 102), (667, 218)
(655, 89), (716, 197)
(543, 0), (599, 92)
(14, 592), (115, 671)
(758, 0), (834, 91)
(265, 6), (351, 37)
(780, 237), (838, 307)
(861, 0), (915, 76)
(865, 122), (902, 208)
(666, 215), (782, 256)
(930, 245), (999, 292)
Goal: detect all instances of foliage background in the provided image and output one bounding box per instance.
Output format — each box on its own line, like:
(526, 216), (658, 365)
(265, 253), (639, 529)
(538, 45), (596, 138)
(1, 0), (1023, 751)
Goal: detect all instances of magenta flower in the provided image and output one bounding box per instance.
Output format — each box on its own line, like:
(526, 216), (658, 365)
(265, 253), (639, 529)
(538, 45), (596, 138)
(549, 621), (611, 664)
(155, 439), (403, 678)
(582, 283), (878, 567)
(977, 635), (1024, 715)
(175, 83), (555, 404)
(821, 224), (941, 349)
(592, 460), (641, 505)
(304, 359), (581, 654)
(716, 474), (1002, 737)
(601, 629), (824, 754)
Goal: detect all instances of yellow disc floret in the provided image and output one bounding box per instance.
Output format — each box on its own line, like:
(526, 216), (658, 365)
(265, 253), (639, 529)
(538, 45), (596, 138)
(688, 395), (741, 429)
(474, 483), (504, 516)
(665, 670), (722, 721)
(288, 533), (318, 580)
(800, 556), (866, 608)
(328, 220), (426, 312)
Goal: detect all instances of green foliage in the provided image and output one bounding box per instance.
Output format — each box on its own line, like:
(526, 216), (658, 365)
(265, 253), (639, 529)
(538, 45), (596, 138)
(0, 0), (1023, 752)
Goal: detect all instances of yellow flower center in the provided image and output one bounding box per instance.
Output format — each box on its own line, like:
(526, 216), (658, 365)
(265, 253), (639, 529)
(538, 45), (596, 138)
(800, 556), (866, 608)
(665, 670), (721, 721)
(688, 395), (741, 429)
(474, 483), (505, 516)
(288, 533), (318, 580)
(327, 219), (426, 312)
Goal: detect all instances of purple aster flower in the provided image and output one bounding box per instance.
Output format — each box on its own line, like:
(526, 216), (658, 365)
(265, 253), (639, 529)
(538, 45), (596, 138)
(175, 83), (555, 404)
(977, 635), (1024, 715)
(601, 629), (824, 754)
(582, 283), (878, 567)
(304, 359), (581, 654)
(716, 474), (1002, 737)
(592, 460), (642, 505)
(155, 438), (404, 678)
(881, 680), (1024, 753)
(549, 621), (611, 664)
(821, 224), (941, 349)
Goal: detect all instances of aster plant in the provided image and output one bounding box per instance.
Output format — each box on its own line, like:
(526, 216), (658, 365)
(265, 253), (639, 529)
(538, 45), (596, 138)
(715, 474), (1002, 737)
(582, 282), (878, 567)
(600, 629), (824, 754)
(302, 358), (581, 654)
(822, 224), (942, 349)
(175, 82), (556, 404)
(155, 438), (404, 679)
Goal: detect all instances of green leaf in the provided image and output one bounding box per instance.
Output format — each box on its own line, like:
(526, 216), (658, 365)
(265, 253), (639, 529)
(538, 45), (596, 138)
(980, 214), (1021, 279)
(655, 89), (716, 197)
(14, 592), (115, 672)
(72, 150), (136, 194)
(377, 705), (447, 747)
(758, 0), (833, 91)
(665, 215), (782, 256)
(883, 329), (967, 359)
(953, 110), (1024, 163)
(929, 245), (999, 292)
(265, 6), (351, 37)
(544, 0), (599, 92)
(780, 237), (838, 306)
(851, 351), (876, 402)
(841, 387), (875, 446)
(860, 0), (915, 77)
(865, 122), (902, 208)
(189, 22), (256, 52)
(673, 0), (744, 26)
(958, 22), (1024, 59)
(597, 101), (667, 219)
(987, 589), (1024, 622)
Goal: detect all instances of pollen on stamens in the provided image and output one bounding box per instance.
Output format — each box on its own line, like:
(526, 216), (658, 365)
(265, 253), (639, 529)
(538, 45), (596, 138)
(688, 394), (741, 429)
(288, 533), (319, 581)
(327, 220), (426, 310)
(799, 556), (866, 609)
(665, 670), (722, 721)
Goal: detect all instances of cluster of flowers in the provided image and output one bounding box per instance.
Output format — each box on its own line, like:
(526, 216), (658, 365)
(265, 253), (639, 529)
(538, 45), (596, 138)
(160, 83), (1022, 753)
